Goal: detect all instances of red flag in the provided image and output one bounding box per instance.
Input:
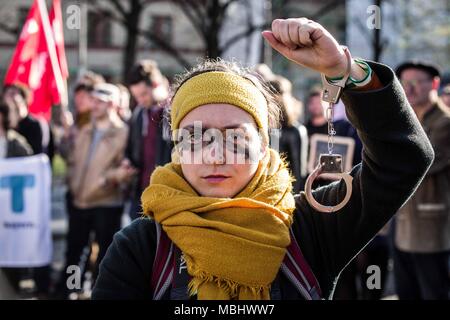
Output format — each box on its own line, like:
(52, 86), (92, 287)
(49, 0), (68, 79)
(4, 0), (66, 121)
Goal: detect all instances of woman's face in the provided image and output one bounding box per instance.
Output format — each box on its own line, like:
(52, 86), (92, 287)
(178, 104), (265, 198)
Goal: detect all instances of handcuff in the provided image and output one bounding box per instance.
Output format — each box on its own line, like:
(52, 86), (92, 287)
(304, 46), (354, 213)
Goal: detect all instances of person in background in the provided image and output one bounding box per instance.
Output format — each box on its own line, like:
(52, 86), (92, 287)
(124, 60), (172, 220)
(2, 84), (51, 298)
(3, 84), (43, 155)
(268, 75), (309, 193)
(0, 97), (32, 299)
(59, 71), (106, 267)
(393, 60), (450, 300)
(116, 84), (132, 122)
(0, 96), (32, 158)
(72, 71), (105, 129)
(59, 83), (134, 299)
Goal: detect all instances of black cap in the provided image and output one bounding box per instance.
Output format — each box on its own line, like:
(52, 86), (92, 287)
(396, 60), (441, 79)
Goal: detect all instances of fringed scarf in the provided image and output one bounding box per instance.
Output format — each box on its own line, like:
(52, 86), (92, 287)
(141, 148), (296, 300)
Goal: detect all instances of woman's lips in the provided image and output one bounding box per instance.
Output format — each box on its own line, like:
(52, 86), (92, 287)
(203, 175), (230, 183)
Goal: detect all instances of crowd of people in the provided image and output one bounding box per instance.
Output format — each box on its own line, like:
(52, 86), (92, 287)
(0, 19), (449, 300)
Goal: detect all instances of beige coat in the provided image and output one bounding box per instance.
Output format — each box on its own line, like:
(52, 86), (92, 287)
(67, 117), (128, 209)
(396, 101), (450, 253)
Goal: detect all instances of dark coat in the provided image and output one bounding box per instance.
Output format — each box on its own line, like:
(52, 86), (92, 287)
(279, 123), (308, 193)
(125, 105), (172, 199)
(17, 115), (43, 155)
(396, 101), (450, 253)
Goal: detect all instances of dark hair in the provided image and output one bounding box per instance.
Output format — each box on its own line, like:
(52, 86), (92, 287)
(3, 84), (30, 102)
(0, 96), (10, 131)
(166, 59), (281, 134)
(127, 59), (167, 87)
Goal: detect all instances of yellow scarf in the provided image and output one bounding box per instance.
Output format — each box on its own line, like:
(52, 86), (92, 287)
(141, 148), (296, 300)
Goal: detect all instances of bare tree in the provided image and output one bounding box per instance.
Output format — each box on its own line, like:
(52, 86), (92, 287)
(93, 0), (349, 80)
(93, 0), (269, 79)
(90, 0), (193, 80)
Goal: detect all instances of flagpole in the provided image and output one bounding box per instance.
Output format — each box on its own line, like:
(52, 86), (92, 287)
(37, 0), (67, 109)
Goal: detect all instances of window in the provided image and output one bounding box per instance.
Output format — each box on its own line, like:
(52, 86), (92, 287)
(88, 10), (113, 47)
(150, 15), (173, 44)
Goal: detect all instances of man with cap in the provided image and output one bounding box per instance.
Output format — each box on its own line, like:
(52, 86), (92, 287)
(60, 83), (135, 298)
(394, 60), (450, 300)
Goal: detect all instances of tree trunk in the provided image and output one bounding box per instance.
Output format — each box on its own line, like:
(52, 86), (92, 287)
(122, 0), (142, 81)
(373, 0), (382, 61)
(205, 0), (222, 58)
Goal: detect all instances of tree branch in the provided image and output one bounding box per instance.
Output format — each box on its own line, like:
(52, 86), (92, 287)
(311, 0), (346, 20)
(221, 0), (242, 13)
(91, 5), (192, 68)
(139, 29), (192, 68)
(220, 23), (268, 52)
(171, 0), (206, 40)
(109, 0), (128, 18)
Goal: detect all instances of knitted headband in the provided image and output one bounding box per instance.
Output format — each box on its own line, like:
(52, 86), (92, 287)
(170, 71), (269, 140)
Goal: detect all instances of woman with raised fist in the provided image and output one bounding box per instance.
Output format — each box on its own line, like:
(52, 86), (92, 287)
(92, 18), (433, 300)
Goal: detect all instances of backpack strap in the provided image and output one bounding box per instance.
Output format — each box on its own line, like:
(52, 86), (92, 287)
(280, 228), (322, 300)
(151, 222), (174, 300)
(151, 223), (322, 300)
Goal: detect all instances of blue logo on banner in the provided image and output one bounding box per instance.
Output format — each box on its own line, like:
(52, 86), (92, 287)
(0, 175), (35, 214)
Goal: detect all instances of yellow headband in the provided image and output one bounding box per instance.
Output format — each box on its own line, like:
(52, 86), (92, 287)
(171, 71), (268, 139)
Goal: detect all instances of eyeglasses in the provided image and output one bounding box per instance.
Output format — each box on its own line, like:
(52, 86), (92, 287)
(173, 126), (263, 163)
(176, 127), (254, 150)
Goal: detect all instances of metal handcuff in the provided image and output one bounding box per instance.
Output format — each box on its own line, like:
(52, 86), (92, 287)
(304, 46), (354, 213)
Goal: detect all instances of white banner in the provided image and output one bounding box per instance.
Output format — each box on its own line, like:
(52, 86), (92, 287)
(0, 154), (52, 267)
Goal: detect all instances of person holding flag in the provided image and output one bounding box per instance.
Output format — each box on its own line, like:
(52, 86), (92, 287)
(3, 0), (68, 122)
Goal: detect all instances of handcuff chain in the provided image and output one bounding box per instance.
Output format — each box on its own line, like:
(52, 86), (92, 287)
(326, 102), (336, 154)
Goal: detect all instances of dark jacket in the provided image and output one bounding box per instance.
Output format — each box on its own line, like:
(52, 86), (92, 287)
(125, 105), (172, 199)
(396, 100), (450, 253)
(92, 62), (434, 300)
(279, 123), (308, 193)
(5, 130), (33, 157)
(17, 115), (43, 155)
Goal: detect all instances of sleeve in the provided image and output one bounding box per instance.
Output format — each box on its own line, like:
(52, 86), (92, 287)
(92, 218), (156, 300)
(12, 134), (33, 157)
(29, 120), (43, 154)
(426, 112), (450, 175)
(294, 61), (434, 282)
